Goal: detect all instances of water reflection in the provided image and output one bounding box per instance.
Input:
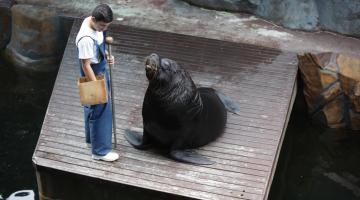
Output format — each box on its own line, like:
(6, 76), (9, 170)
(0, 61), (57, 200)
(269, 80), (360, 200)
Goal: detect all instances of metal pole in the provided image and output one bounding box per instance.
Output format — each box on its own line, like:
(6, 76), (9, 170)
(106, 36), (117, 148)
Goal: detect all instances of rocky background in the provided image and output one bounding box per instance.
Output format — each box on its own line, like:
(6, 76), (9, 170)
(298, 53), (360, 130)
(182, 0), (360, 38)
(0, 2), (72, 72)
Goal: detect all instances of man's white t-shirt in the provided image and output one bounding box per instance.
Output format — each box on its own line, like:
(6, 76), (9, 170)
(75, 17), (104, 64)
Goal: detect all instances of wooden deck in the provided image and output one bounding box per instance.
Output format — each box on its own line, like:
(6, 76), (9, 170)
(32, 19), (298, 200)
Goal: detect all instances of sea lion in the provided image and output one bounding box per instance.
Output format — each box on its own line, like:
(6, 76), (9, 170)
(125, 53), (240, 165)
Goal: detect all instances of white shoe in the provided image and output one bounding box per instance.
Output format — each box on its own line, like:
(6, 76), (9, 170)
(92, 151), (119, 162)
(86, 143), (91, 148)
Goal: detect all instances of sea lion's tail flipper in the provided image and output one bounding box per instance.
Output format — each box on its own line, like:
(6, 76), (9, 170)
(215, 91), (240, 115)
(170, 149), (215, 165)
(124, 128), (152, 150)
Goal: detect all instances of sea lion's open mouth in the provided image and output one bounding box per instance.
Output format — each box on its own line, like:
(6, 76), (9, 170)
(145, 54), (160, 80)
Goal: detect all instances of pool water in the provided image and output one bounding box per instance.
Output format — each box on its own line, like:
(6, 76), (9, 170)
(269, 82), (360, 200)
(0, 62), (57, 200)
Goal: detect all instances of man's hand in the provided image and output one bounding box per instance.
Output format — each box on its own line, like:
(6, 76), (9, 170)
(106, 54), (115, 65)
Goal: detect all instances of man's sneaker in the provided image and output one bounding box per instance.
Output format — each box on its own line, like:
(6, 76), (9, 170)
(92, 151), (119, 162)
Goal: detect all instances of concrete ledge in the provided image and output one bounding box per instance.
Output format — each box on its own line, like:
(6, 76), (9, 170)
(14, 0), (360, 55)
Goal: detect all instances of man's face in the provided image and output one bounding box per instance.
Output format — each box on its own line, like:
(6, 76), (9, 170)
(91, 17), (111, 32)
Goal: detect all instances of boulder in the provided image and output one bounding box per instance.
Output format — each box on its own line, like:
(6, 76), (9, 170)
(182, 0), (258, 13)
(182, 0), (360, 37)
(316, 0), (360, 37)
(298, 52), (360, 130)
(2, 4), (69, 72)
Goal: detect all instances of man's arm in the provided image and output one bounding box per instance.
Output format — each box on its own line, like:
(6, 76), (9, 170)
(81, 58), (97, 81)
(77, 37), (97, 81)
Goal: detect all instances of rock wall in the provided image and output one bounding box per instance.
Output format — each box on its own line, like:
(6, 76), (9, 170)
(298, 52), (360, 130)
(2, 4), (72, 72)
(182, 0), (360, 37)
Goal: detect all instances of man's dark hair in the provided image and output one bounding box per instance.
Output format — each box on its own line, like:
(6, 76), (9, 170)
(92, 4), (113, 23)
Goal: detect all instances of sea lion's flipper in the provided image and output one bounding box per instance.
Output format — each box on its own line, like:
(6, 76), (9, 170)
(215, 91), (240, 115)
(170, 149), (215, 165)
(124, 129), (152, 150)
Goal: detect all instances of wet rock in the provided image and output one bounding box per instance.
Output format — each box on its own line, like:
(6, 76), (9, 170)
(316, 0), (360, 37)
(2, 4), (70, 72)
(182, 0), (360, 37)
(182, 0), (258, 13)
(298, 52), (360, 130)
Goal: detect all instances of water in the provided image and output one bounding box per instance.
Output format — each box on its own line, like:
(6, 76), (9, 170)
(0, 61), (57, 200)
(269, 82), (360, 200)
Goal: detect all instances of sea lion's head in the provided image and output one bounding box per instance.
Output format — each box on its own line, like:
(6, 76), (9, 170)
(145, 53), (184, 84)
(144, 53), (197, 102)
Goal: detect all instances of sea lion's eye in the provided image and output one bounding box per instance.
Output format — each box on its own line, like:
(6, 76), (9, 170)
(161, 59), (171, 71)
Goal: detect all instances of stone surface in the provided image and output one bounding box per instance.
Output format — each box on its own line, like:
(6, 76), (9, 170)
(182, 0), (258, 13)
(297, 53), (325, 112)
(13, 0), (360, 55)
(2, 4), (71, 72)
(316, 0), (360, 37)
(322, 96), (345, 128)
(299, 52), (360, 130)
(182, 0), (360, 37)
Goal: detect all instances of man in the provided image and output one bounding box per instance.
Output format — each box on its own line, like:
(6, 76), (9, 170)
(75, 4), (118, 162)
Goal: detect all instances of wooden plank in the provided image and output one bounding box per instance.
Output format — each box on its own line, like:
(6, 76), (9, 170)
(58, 67), (293, 98)
(42, 110), (278, 157)
(52, 74), (290, 110)
(34, 156), (250, 200)
(51, 89), (287, 122)
(48, 93), (285, 131)
(57, 67), (294, 101)
(60, 61), (289, 97)
(263, 79), (297, 200)
(37, 138), (268, 190)
(45, 105), (283, 143)
(44, 106), (280, 151)
(68, 28), (293, 68)
(70, 24), (281, 54)
(35, 148), (264, 199)
(66, 31), (294, 67)
(42, 116), (275, 162)
(62, 49), (297, 82)
(39, 130), (272, 174)
(52, 83), (290, 114)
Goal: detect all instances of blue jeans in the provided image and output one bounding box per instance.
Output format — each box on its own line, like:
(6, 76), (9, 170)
(78, 38), (113, 156)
